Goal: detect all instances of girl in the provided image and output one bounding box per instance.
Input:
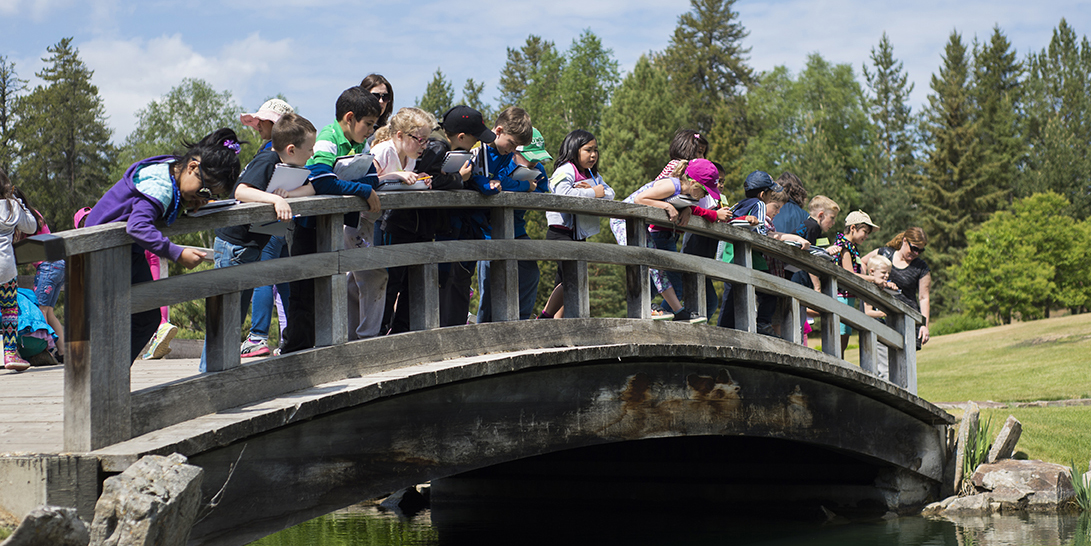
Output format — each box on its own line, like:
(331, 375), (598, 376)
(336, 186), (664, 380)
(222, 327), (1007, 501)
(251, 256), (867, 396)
(1, 170), (39, 371)
(85, 128), (243, 363)
(345, 107), (435, 339)
(240, 98), (294, 152)
(539, 130), (615, 318)
(13, 188), (65, 364)
(609, 159), (721, 323)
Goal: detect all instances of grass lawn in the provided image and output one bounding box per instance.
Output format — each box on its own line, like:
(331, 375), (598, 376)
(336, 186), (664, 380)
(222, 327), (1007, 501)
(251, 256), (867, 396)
(976, 406), (1091, 467)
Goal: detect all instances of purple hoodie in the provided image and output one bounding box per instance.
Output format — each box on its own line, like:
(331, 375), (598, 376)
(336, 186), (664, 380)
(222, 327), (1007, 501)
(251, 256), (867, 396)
(86, 156), (184, 262)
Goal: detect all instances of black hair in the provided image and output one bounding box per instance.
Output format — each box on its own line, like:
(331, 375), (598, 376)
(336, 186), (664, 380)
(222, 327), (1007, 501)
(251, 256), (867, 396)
(669, 128), (709, 161)
(744, 188), (764, 199)
(335, 86), (382, 124)
(359, 74), (394, 127)
(10, 186), (43, 230)
(175, 128), (245, 195)
(0, 167), (13, 200)
(555, 129), (598, 176)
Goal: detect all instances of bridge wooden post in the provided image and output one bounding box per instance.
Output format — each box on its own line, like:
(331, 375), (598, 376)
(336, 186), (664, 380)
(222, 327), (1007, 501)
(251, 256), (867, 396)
(204, 292), (242, 372)
(682, 273), (707, 318)
(780, 297), (803, 344)
(315, 214), (347, 346)
(859, 330), (878, 375)
(889, 313), (917, 393)
(820, 277), (842, 359)
(65, 246), (132, 451)
(489, 208), (519, 321)
(409, 264), (440, 331)
(731, 242), (757, 333)
(560, 260), (589, 318)
(625, 218), (650, 319)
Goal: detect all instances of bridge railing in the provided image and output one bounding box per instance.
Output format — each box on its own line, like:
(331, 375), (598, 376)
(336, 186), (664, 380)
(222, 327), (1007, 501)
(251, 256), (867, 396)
(15, 191), (923, 452)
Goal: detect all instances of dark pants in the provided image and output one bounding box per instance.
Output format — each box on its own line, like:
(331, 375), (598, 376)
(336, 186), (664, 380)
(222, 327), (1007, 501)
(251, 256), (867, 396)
(282, 224), (317, 354)
(131, 245), (160, 363)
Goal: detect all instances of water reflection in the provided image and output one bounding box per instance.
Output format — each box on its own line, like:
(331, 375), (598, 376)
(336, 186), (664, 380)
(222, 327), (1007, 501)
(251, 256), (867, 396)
(251, 505), (1090, 546)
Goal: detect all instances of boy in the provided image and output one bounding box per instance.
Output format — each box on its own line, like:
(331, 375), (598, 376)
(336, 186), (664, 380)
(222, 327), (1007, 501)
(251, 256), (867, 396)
(281, 87), (383, 354)
(792, 195), (841, 289)
(477, 125), (549, 323)
(381, 105), (495, 334)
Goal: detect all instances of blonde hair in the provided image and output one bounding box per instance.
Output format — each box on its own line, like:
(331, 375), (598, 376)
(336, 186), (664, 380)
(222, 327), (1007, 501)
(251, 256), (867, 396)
(766, 188), (790, 205)
(371, 125), (392, 145)
(669, 159), (689, 179)
(868, 254), (893, 274)
(885, 227), (928, 249)
(388, 107), (437, 139)
(808, 195), (840, 216)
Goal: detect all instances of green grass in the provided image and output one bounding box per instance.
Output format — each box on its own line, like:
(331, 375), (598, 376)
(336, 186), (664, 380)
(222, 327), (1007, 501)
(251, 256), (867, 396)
(975, 407), (1091, 468)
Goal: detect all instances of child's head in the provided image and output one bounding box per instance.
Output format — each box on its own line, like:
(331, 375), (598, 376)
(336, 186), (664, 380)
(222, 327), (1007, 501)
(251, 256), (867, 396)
(174, 127), (245, 209)
(388, 107), (438, 161)
(807, 195), (841, 232)
(669, 129), (709, 161)
(514, 127), (551, 168)
(241, 99), (294, 142)
(868, 254), (893, 281)
(843, 210), (880, 243)
(556, 130), (599, 175)
(360, 74), (394, 127)
(441, 105), (496, 151)
(272, 113), (317, 167)
(776, 172), (807, 207)
(681, 158), (721, 201)
(743, 170), (784, 201)
(73, 206), (92, 229)
(335, 86), (382, 144)
(492, 106), (533, 155)
(764, 186), (790, 218)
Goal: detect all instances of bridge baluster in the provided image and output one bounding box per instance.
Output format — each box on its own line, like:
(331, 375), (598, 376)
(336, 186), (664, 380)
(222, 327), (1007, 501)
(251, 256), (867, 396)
(780, 297), (804, 345)
(409, 264), (440, 331)
(731, 242), (757, 333)
(859, 329), (878, 375)
(682, 273), (707, 318)
(889, 313), (917, 393)
(204, 292), (242, 372)
(489, 207), (519, 321)
(65, 246), (132, 451)
(561, 260), (589, 318)
(315, 213), (348, 346)
(820, 276), (842, 359)
(624, 218), (650, 319)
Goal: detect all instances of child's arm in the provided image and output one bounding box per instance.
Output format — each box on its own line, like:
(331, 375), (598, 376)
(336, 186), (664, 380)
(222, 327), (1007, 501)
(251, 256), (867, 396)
(308, 168), (380, 214)
(634, 179), (687, 222)
(490, 150), (532, 193)
(235, 184), (292, 221)
(550, 165), (597, 199)
(414, 141), (464, 191)
(769, 232), (811, 249)
(127, 199), (187, 265)
(864, 301), (886, 319)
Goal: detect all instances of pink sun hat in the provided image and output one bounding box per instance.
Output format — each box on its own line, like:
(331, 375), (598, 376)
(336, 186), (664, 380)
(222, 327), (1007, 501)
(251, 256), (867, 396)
(240, 99), (294, 129)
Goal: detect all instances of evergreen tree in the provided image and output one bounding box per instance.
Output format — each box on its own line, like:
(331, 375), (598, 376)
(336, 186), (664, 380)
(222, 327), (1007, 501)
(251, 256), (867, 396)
(0, 56), (26, 175)
(418, 68), (454, 121)
(598, 55), (686, 198)
(557, 30), (620, 137)
(461, 78), (495, 123)
(497, 35), (555, 109)
(860, 32), (918, 234)
(917, 31), (1001, 314)
(16, 38), (115, 230)
(972, 26), (1024, 206)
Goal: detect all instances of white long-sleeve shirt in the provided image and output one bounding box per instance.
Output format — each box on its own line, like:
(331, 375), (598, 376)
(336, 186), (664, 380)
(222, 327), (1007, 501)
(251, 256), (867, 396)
(0, 198), (38, 283)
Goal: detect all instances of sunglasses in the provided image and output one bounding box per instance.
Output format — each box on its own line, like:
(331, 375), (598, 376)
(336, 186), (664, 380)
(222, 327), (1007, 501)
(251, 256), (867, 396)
(908, 243), (925, 254)
(372, 92), (390, 102)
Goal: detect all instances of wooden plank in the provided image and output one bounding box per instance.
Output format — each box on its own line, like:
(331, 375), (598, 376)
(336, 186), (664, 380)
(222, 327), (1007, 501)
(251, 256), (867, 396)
(13, 233), (67, 265)
(561, 260), (590, 319)
(625, 218), (650, 319)
(732, 242), (757, 333)
(204, 292), (241, 372)
(821, 277), (842, 360)
(890, 313), (917, 393)
(859, 330), (878, 375)
(489, 207), (519, 322)
(781, 297), (803, 345)
(314, 214), (347, 347)
(408, 264), (440, 331)
(65, 247), (132, 451)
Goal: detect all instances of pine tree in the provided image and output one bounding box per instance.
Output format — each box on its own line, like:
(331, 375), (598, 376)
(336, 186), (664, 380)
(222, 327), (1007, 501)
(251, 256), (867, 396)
(497, 36), (566, 149)
(497, 35), (555, 109)
(972, 26), (1024, 206)
(0, 56), (26, 175)
(461, 78), (495, 123)
(418, 68), (454, 121)
(860, 32), (918, 234)
(16, 38), (115, 230)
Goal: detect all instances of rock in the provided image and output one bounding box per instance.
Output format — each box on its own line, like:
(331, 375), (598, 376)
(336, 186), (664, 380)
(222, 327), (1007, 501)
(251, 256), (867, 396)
(378, 487), (427, 518)
(0, 506), (88, 546)
(944, 493), (992, 514)
(971, 459), (1074, 510)
(986, 415), (1022, 463)
(953, 402), (980, 492)
(90, 453), (203, 546)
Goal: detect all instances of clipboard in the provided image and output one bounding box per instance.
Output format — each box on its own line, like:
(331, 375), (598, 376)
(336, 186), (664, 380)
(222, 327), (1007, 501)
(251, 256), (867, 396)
(187, 199), (239, 217)
(267, 163), (310, 193)
(666, 195), (700, 209)
(510, 165), (541, 183)
(333, 153), (375, 181)
(440, 151), (473, 174)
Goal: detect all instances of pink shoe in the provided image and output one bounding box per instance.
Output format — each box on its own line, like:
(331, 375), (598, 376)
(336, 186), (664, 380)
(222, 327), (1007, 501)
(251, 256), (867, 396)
(4, 350), (29, 372)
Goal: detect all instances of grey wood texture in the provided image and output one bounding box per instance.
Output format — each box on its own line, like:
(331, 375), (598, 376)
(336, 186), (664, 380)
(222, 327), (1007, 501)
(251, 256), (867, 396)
(821, 277), (842, 359)
(315, 214), (348, 347)
(624, 218), (650, 319)
(204, 292), (241, 372)
(12, 233), (66, 264)
(409, 264), (440, 331)
(732, 242), (757, 333)
(561, 260), (590, 319)
(488, 207), (519, 321)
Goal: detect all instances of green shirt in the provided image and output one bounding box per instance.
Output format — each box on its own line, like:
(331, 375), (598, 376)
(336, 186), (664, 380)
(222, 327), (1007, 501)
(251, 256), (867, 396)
(308, 122), (364, 168)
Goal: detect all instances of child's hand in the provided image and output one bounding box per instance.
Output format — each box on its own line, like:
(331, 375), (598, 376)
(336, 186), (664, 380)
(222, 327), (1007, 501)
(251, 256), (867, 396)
(573, 181), (592, 189)
(396, 172), (419, 185)
(273, 197), (292, 221)
(365, 191), (382, 214)
(676, 207), (693, 226)
(271, 188), (290, 198)
(593, 184), (606, 198)
(716, 208), (732, 222)
(665, 204), (680, 223)
(826, 245), (841, 256)
(459, 160), (473, 182)
(527, 179), (537, 192)
(745, 215), (759, 225)
(488, 179), (501, 191)
(417, 174), (433, 188)
(178, 248), (206, 269)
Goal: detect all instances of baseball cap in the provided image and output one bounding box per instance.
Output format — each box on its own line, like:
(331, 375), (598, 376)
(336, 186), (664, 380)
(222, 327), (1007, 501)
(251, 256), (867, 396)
(845, 210), (880, 230)
(73, 206), (93, 228)
(240, 99), (294, 129)
(685, 159), (720, 201)
(516, 128), (551, 163)
(441, 105), (496, 144)
(743, 170), (783, 193)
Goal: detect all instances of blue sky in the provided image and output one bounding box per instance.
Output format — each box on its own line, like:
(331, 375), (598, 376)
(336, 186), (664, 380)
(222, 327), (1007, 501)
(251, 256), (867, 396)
(1, 0), (1087, 143)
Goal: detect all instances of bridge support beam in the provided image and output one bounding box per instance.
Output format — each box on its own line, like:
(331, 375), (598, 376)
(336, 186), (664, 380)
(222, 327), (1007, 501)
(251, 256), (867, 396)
(625, 219), (650, 319)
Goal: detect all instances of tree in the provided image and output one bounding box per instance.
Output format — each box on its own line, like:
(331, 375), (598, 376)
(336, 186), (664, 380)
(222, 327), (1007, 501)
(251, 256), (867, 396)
(16, 38), (115, 230)
(557, 30), (620, 137)
(461, 78), (495, 123)
(418, 68), (454, 121)
(497, 35), (556, 109)
(656, 0), (755, 134)
(972, 26), (1025, 206)
(860, 32), (918, 234)
(0, 56), (26, 175)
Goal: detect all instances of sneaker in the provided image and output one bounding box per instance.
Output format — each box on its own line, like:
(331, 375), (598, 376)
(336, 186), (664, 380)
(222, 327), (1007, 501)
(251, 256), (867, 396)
(672, 308), (707, 324)
(4, 350), (30, 372)
(651, 309), (674, 321)
(144, 323), (178, 360)
(241, 336), (272, 358)
(757, 323), (776, 336)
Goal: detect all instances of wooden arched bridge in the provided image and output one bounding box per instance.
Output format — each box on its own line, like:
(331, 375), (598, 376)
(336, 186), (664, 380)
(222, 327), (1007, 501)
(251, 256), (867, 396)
(2, 191), (953, 546)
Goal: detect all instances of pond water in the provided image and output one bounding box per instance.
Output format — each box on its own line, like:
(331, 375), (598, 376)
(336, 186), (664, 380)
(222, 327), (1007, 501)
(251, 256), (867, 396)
(251, 504), (1090, 546)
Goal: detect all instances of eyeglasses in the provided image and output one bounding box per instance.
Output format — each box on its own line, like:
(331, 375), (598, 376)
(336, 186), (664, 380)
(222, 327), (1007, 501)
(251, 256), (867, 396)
(372, 92), (390, 102)
(404, 133), (427, 146)
(194, 164), (226, 200)
(908, 243), (925, 254)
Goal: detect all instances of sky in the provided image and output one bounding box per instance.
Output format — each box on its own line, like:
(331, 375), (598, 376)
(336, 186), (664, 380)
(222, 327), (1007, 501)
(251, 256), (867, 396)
(1, 0), (1088, 144)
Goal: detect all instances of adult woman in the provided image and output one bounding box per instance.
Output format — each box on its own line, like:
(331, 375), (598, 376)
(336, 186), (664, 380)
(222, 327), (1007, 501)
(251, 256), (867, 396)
(360, 74), (394, 128)
(771, 172), (808, 239)
(862, 227), (931, 346)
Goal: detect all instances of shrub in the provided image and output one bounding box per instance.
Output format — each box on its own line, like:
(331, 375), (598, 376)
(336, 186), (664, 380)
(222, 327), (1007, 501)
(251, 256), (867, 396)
(932, 313), (995, 337)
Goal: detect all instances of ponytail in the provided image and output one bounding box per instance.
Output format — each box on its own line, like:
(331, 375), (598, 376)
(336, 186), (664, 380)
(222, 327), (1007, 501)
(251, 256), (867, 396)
(176, 128), (246, 194)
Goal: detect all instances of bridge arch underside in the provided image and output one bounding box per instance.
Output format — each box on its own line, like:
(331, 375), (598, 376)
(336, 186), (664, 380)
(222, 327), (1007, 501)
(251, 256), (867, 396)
(186, 347), (950, 546)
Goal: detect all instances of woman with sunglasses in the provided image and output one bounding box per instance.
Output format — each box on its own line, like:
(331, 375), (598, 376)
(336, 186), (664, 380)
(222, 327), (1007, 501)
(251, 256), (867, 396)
(863, 227), (932, 347)
(82, 127), (243, 363)
(360, 74), (394, 130)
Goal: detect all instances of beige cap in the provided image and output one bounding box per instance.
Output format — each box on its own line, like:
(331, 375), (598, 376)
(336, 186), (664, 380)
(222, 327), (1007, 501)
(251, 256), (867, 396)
(845, 210), (879, 230)
(240, 99), (294, 129)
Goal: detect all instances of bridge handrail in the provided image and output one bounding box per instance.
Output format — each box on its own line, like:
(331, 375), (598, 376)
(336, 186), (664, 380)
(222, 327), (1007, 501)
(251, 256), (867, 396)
(14, 191), (921, 452)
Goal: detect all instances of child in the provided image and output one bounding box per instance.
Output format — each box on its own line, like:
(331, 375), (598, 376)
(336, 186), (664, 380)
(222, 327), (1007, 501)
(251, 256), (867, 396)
(772, 172), (809, 238)
(477, 126), (551, 323)
(609, 159), (721, 323)
(282, 87), (382, 354)
(540, 129), (614, 319)
(13, 188), (65, 364)
(347, 106), (433, 340)
(86, 128), (244, 363)
(1, 171), (39, 371)
(792, 195), (841, 290)
(831, 210), (881, 353)
(241, 99), (294, 152)
(382, 105), (493, 334)
(208, 113), (316, 364)
(864, 254), (894, 320)
(679, 160), (732, 321)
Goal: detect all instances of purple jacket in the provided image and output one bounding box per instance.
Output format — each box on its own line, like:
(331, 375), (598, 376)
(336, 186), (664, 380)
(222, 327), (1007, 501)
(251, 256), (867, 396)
(86, 156), (184, 262)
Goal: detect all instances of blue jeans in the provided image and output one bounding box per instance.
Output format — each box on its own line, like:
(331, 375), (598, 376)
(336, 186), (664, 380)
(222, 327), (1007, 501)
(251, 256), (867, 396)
(476, 239), (540, 322)
(649, 229), (683, 309)
(249, 236), (290, 339)
(202, 237), (262, 372)
(34, 260), (66, 308)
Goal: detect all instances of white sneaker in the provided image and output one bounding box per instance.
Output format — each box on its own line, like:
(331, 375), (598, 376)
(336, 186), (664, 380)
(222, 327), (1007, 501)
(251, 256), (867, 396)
(144, 323), (178, 360)
(240, 336), (271, 357)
